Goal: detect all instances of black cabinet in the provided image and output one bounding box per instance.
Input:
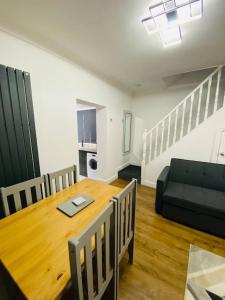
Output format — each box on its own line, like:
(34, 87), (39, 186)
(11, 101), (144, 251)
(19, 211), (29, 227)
(79, 150), (87, 176)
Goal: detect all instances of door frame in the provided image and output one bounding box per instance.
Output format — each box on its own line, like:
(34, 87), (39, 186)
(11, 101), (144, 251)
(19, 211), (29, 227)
(211, 126), (225, 163)
(75, 98), (107, 181)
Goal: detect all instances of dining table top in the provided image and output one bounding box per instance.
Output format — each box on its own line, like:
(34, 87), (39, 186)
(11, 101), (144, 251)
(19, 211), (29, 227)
(0, 178), (121, 300)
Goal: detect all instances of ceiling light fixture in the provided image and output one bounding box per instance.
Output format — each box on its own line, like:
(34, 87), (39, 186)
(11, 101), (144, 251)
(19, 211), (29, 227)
(142, 0), (203, 47)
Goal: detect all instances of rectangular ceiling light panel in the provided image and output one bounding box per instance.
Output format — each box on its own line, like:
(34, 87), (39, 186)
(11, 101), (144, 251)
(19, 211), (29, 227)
(155, 14), (168, 28)
(191, 0), (203, 18)
(164, 0), (176, 10)
(175, 0), (190, 5)
(150, 4), (165, 16)
(142, 17), (157, 34)
(177, 4), (191, 23)
(160, 25), (182, 46)
(142, 0), (203, 46)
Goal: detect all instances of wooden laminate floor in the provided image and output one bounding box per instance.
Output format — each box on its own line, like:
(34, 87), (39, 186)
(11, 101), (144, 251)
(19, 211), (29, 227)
(111, 179), (225, 300)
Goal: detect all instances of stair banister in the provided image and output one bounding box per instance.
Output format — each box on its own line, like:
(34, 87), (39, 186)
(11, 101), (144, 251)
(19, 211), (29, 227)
(214, 67), (222, 113)
(142, 65), (224, 166)
(145, 66), (222, 137)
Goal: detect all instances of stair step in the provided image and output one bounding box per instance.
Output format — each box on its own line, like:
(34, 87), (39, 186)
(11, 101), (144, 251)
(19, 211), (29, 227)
(118, 165), (141, 184)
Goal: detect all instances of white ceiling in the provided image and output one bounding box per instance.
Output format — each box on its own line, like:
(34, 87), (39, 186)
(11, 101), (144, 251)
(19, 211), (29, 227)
(0, 0), (224, 93)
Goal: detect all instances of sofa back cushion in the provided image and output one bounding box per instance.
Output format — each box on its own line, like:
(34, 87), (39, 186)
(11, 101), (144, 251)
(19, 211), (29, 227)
(169, 159), (225, 192)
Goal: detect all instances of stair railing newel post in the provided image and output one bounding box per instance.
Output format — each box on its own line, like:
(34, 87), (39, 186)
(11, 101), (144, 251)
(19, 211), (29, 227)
(142, 129), (148, 167)
(214, 66), (222, 113)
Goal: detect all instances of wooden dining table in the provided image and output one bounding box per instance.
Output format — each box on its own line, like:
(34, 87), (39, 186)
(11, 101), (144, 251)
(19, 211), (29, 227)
(0, 179), (121, 300)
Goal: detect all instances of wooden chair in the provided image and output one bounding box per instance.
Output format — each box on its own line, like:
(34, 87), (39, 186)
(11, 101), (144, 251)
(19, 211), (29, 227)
(0, 176), (49, 217)
(113, 178), (137, 265)
(48, 165), (77, 195)
(68, 200), (118, 300)
(112, 179), (137, 298)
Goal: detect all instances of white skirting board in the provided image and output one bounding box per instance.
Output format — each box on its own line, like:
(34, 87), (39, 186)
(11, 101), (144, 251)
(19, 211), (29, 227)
(97, 161), (131, 184)
(141, 179), (156, 188)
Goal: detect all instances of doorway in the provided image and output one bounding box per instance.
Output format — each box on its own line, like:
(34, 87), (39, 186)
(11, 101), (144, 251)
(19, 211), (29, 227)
(76, 99), (106, 181)
(217, 129), (225, 164)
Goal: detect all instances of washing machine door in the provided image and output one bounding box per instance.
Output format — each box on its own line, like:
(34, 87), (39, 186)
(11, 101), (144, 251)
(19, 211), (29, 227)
(89, 158), (97, 170)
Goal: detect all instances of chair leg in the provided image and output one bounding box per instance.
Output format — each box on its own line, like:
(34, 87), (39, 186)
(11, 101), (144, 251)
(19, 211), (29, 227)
(112, 274), (118, 300)
(128, 238), (134, 264)
(103, 276), (118, 300)
(116, 265), (119, 300)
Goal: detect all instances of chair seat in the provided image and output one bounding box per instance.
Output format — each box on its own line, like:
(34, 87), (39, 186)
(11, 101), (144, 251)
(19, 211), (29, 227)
(164, 182), (225, 220)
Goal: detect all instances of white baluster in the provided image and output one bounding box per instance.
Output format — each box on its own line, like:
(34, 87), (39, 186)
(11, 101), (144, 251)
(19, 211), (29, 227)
(173, 108), (178, 145)
(149, 131), (153, 161)
(167, 114), (171, 149)
(204, 76), (212, 121)
(154, 126), (159, 160)
(196, 85), (203, 128)
(142, 129), (148, 166)
(180, 101), (186, 139)
(214, 68), (222, 113)
(160, 120), (165, 154)
(188, 94), (194, 133)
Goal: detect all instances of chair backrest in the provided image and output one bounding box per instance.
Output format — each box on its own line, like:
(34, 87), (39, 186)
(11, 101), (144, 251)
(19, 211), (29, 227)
(0, 176), (49, 217)
(68, 200), (117, 300)
(113, 179), (137, 263)
(48, 165), (77, 195)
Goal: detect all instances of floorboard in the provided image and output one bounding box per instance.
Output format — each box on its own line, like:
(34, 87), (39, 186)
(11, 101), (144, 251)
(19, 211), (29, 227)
(111, 179), (225, 300)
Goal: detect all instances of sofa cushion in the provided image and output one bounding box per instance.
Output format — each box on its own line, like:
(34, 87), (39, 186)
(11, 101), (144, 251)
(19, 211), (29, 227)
(169, 159), (225, 192)
(163, 181), (225, 220)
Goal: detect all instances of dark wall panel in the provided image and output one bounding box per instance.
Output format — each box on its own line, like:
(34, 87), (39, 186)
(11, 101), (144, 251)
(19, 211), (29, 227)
(7, 67), (28, 181)
(16, 69), (35, 179)
(23, 72), (40, 177)
(0, 87), (15, 186)
(0, 65), (22, 182)
(0, 64), (40, 189)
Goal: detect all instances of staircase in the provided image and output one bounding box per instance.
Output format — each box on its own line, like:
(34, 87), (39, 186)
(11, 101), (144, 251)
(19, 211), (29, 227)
(142, 65), (225, 168)
(118, 165), (141, 184)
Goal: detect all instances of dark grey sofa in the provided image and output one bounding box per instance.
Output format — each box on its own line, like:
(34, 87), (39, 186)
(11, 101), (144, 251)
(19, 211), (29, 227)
(156, 158), (225, 238)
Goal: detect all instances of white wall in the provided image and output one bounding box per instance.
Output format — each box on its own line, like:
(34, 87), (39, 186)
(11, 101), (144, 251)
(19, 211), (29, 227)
(0, 30), (131, 181)
(130, 69), (214, 165)
(142, 105), (225, 187)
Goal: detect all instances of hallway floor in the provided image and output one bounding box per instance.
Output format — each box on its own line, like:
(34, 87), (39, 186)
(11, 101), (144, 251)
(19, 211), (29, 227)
(111, 179), (225, 300)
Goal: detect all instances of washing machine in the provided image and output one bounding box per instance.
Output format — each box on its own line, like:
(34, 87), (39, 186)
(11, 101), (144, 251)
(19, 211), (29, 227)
(87, 153), (97, 179)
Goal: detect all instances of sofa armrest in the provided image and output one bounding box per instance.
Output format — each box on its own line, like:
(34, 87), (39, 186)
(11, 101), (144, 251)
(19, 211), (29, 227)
(155, 166), (170, 214)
